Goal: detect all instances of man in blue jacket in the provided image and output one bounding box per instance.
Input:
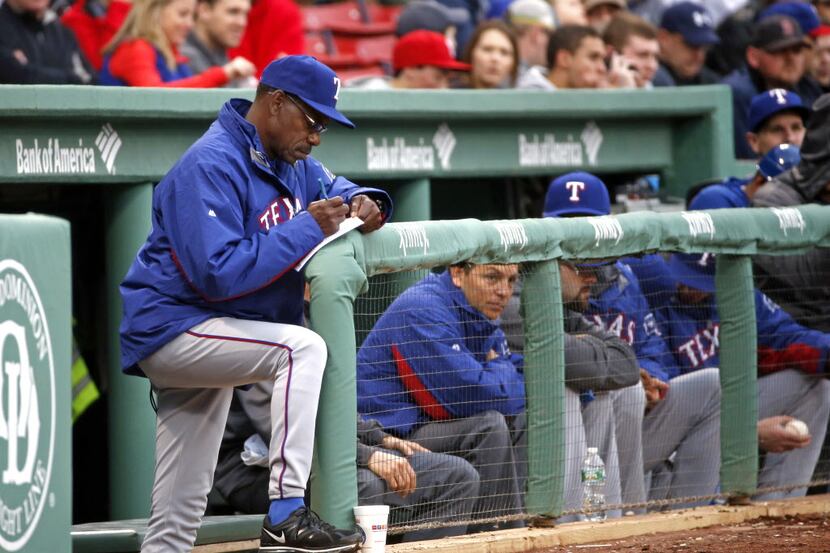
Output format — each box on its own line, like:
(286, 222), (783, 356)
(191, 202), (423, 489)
(541, 172), (722, 508)
(643, 251), (830, 499)
(357, 263), (527, 522)
(689, 89), (807, 210)
(119, 56), (392, 553)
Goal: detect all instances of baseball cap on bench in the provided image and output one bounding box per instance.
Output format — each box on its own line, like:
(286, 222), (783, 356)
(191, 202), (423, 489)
(260, 55), (355, 129)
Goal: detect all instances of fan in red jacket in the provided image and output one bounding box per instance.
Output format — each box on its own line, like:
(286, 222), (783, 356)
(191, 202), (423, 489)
(229, 0), (303, 76)
(61, 0), (131, 70)
(99, 0), (255, 86)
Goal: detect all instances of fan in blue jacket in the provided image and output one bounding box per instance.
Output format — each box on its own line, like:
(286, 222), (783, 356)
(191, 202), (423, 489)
(357, 263), (526, 521)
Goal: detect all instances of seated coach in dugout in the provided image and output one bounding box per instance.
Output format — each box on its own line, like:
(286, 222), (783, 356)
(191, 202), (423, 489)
(357, 263), (527, 525)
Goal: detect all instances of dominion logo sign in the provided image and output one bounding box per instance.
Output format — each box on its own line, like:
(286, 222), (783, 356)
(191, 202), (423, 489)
(0, 259), (55, 551)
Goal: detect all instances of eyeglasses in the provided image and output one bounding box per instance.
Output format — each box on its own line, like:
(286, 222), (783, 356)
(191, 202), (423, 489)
(285, 94), (327, 135)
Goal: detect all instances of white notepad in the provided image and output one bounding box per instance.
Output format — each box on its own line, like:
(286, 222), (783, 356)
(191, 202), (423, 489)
(294, 217), (364, 271)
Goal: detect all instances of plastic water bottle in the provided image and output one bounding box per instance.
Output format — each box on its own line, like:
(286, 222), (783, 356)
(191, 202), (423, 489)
(582, 447), (607, 522)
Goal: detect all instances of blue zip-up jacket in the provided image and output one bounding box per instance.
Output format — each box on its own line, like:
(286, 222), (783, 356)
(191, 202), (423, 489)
(628, 257), (830, 379)
(119, 98), (392, 374)
(585, 261), (675, 382)
(688, 177), (751, 210)
(356, 271), (525, 437)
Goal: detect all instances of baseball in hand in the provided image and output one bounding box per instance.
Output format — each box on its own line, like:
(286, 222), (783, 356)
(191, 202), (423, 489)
(784, 419), (809, 438)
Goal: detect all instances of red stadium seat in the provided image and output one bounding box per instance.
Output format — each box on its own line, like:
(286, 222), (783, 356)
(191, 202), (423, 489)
(332, 34), (395, 64)
(301, 2), (364, 33)
(364, 3), (402, 25)
(304, 31), (332, 58)
(337, 64), (388, 82)
(301, 0), (398, 36)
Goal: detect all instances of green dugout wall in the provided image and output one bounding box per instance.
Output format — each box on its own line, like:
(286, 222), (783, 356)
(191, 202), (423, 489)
(0, 84), (737, 520)
(0, 214), (72, 552)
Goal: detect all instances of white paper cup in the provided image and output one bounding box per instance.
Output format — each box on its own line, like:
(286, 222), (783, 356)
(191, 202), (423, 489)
(353, 504), (390, 553)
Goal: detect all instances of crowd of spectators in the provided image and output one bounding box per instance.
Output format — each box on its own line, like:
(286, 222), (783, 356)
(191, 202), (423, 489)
(3, 0), (830, 158)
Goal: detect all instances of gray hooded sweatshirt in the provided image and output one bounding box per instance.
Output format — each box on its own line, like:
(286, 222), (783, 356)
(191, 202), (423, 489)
(752, 93), (830, 332)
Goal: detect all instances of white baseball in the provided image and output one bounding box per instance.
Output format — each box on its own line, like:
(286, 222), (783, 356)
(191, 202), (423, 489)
(784, 419), (809, 438)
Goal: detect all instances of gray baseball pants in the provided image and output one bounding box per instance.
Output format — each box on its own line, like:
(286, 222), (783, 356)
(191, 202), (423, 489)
(642, 368), (722, 506)
(408, 410), (526, 522)
(358, 451), (480, 541)
(559, 389), (623, 521)
(137, 317), (327, 553)
(235, 380), (483, 539)
(612, 384), (647, 510)
(756, 369), (830, 499)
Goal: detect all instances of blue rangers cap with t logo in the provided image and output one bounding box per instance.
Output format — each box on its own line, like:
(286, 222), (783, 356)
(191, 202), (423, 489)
(748, 89), (809, 133)
(260, 55), (355, 129)
(543, 171), (610, 218)
(669, 252), (716, 292)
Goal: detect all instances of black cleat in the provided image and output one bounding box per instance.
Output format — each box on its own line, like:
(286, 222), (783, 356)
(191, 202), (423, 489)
(259, 507), (363, 553)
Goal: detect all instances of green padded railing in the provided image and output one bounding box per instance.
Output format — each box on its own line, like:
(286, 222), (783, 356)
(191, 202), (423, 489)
(307, 205), (830, 525)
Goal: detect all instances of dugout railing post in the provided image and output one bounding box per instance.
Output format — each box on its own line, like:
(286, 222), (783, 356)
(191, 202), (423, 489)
(522, 261), (567, 517)
(715, 255), (759, 497)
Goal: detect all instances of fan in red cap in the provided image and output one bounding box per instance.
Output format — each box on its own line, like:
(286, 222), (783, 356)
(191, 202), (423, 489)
(349, 30), (470, 89)
(809, 25), (830, 92)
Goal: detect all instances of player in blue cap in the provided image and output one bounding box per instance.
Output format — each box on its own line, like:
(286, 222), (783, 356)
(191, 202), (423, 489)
(721, 14), (819, 159)
(541, 171), (723, 508)
(690, 143), (801, 210)
(119, 55), (393, 553)
(688, 89), (808, 210)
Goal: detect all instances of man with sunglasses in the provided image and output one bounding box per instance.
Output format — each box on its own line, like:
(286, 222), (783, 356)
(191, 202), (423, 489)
(540, 172), (723, 508)
(119, 55), (392, 553)
(501, 255), (641, 519)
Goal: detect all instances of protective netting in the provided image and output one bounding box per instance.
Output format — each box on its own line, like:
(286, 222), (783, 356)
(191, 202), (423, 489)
(350, 246), (830, 537)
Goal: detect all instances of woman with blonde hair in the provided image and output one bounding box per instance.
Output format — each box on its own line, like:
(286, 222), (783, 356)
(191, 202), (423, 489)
(100, 0), (254, 86)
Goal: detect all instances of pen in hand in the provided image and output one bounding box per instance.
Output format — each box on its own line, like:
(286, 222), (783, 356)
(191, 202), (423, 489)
(318, 178), (329, 200)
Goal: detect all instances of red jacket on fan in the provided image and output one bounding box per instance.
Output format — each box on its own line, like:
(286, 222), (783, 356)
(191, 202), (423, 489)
(61, 0), (131, 70)
(229, 0), (303, 76)
(100, 39), (228, 87)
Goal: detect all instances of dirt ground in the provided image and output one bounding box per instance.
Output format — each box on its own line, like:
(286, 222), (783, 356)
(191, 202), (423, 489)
(538, 515), (830, 553)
